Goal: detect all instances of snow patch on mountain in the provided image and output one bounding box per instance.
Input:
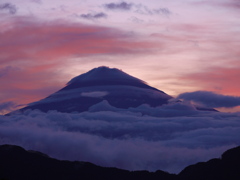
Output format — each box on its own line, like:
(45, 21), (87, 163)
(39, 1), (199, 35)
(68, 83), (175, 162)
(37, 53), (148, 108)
(81, 91), (108, 98)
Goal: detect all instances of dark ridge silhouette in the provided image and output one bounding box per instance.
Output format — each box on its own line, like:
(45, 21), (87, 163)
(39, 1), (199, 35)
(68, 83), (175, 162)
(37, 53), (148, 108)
(1, 144), (240, 180)
(0, 144), (176, 180)
(178, 146), (240, 180)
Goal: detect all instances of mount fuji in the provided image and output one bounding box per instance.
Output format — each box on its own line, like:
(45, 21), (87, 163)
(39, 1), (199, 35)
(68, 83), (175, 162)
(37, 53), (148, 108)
(14, 66), (216, 114)
(18, 66), (172, 113)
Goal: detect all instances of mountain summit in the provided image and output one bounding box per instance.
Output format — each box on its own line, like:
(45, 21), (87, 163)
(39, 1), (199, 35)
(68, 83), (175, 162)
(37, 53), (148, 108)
(18, 66), (172, 113)
(63, 66), (165, 92)
(67, 66), (147, 87)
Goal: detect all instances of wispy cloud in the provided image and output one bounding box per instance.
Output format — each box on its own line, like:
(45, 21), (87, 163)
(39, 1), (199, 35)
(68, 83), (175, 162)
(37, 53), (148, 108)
(79, 12), (107, 20)
(103, 2), (171, 16)
(31, 0), (42, 4)
(104, 2), (133, 11)
(134, 4), (171, 16)
(0, 3), (17, 14)
(128, 16), (144, 23)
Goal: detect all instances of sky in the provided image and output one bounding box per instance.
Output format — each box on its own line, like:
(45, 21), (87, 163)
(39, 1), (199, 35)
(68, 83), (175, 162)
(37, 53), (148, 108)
(0, 0), (240, 112)
(1, 0), (240, 174)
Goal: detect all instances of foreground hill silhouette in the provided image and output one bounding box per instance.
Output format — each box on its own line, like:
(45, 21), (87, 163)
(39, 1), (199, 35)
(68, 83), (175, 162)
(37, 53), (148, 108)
(178, 146), (240, 180)
(0, 144), (175, 180)
(0, 144), (240, 180)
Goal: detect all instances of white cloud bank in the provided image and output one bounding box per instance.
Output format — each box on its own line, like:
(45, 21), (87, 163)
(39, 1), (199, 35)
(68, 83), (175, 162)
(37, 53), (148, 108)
(0, 101), (240, 173)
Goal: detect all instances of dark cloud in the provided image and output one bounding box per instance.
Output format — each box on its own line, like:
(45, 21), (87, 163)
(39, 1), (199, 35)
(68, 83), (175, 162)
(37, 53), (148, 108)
(103, 2), (171, 16)
(104, 2), (133, 10)
(80, 12), (107, 20)
(1, 102), (240, 173)
(0, 3), (17, 14)
(177, 91), (240, 108)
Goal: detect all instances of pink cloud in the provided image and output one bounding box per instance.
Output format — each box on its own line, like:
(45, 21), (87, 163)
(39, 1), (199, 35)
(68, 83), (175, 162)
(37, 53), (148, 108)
(0, 18), (151, 64)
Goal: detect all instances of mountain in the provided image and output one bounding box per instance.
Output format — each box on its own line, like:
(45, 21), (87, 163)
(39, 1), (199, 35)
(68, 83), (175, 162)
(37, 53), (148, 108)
(9, 66), (217, 114)
(1, 144), (240, 180)
(17, 66), (172, 113)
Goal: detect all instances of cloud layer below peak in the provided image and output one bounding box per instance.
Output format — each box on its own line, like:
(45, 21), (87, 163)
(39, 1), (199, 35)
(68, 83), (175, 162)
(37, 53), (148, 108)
(1, 102), (240, 173)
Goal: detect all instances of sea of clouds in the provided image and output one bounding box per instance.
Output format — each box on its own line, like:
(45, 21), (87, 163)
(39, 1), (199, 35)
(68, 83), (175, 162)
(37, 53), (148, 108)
(0, 100), (240, 173)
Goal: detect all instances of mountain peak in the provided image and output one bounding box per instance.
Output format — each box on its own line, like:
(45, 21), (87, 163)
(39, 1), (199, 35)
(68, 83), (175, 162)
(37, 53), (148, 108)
(66, 66), (147, 87)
